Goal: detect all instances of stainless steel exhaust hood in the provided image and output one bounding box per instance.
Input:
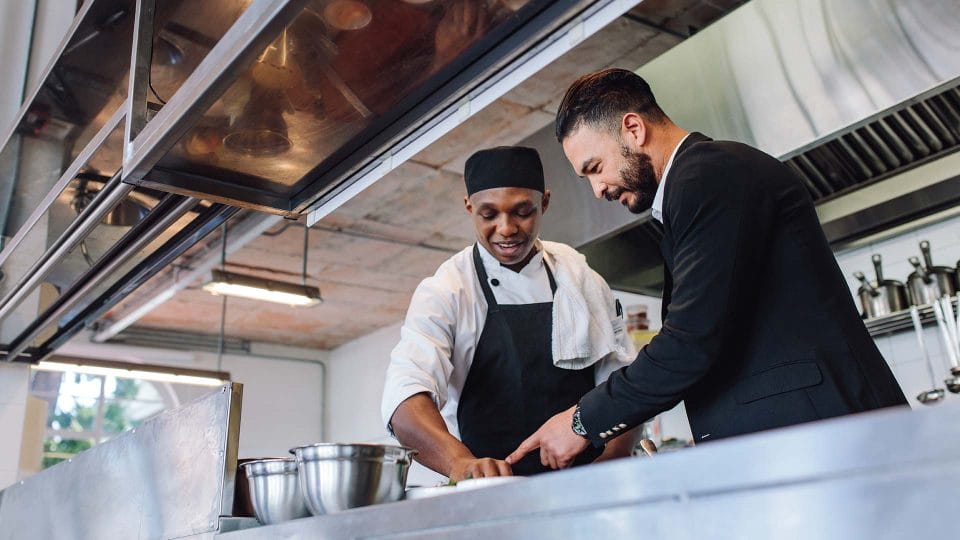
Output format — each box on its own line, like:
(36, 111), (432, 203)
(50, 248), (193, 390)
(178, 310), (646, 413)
(0, 0), (638, 361)
(539, 0), (960, 295)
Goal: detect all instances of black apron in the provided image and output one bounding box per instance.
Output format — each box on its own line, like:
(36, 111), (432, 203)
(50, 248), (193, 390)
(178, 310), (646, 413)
(457, 245), (603, 475)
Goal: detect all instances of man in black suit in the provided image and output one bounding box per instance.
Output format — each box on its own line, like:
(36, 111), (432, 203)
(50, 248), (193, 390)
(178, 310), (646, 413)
(507, 68), (907, 469)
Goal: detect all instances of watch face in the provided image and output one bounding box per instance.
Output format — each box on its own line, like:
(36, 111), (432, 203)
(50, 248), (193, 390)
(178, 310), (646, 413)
(572, 406), (588, 437)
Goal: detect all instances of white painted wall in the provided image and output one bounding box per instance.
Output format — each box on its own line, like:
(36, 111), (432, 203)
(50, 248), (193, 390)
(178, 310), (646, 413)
(834, 214), (960, 407)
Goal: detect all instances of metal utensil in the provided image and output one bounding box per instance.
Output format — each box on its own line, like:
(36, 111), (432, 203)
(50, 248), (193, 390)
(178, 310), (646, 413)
(909, 306), (944, 405)
(853, 256), (908, 318)
(932, 300), (960, 370)
(933, 297), (960, 391)
(947, 364), (960, 394)
(292, 443), (417, 515)
(908, 242), (959, 305)
(242, 458), (310, 525)
(939, 296), (960, 359)
(639, 438), (658, 457)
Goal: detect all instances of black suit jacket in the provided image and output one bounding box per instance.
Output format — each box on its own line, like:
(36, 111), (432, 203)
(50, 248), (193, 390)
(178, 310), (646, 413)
(580, 133), (907, 445)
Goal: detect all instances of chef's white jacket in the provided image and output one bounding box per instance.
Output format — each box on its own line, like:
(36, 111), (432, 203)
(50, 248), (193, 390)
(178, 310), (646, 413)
(381, 240), (633, 438)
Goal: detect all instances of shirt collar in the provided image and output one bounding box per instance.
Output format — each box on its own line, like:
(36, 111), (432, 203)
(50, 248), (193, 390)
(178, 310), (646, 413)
(477, 238), (544, 278)
(651, 133), (691, 224)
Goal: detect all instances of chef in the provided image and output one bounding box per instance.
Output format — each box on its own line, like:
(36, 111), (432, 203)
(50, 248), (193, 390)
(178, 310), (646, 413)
(381, 146), (636, 480)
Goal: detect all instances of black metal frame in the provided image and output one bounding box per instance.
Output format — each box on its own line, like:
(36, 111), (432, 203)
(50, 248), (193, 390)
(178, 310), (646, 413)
(3, 201), (239, 363)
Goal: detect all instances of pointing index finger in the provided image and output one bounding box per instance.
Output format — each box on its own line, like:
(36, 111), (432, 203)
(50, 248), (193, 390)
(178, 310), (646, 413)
(506, 434), (540, 464)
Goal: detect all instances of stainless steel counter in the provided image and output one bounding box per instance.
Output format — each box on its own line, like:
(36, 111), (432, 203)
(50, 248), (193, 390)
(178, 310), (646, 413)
(221, 402), (960, 539)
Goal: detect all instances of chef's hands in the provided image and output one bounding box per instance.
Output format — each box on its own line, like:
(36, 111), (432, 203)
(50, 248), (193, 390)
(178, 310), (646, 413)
(506, 406), (590, 470)
(449, 457), (512, 481)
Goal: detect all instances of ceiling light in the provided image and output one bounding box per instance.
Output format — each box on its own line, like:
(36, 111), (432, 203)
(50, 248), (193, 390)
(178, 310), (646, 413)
(202, 269), (322, 307)
(34, 360), (228, 387)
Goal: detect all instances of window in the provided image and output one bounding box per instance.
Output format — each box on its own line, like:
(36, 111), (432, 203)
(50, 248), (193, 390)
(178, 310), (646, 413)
(29, 364), (223, 468)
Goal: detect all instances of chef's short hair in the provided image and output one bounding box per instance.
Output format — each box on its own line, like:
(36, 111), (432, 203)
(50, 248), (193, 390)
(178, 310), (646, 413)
(555, 68), (668, 142)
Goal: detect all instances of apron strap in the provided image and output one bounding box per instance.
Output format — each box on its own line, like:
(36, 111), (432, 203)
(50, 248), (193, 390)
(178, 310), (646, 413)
(473, 244), (499, 310)
(544, 259), (557, 295)
(472, 244), (558, 309)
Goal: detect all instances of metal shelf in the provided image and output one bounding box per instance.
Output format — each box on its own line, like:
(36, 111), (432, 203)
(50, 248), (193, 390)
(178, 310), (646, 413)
(864, 297), (959, 337)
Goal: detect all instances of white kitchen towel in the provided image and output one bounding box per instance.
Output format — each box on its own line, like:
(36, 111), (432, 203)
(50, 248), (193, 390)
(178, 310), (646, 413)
(543, 241), (629, 369)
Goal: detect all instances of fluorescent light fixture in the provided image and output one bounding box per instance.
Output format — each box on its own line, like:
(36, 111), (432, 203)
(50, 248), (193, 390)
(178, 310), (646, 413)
(202, 269), (322, 307)
(34, 360), (228, 387)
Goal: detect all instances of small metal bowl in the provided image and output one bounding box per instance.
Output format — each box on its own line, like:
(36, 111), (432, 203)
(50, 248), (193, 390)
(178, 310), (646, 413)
(291, 443), (417, 515)
(242, 458), (310, 525)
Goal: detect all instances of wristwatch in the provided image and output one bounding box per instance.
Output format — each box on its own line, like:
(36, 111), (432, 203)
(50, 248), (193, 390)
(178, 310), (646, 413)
(571, 403), (588, 438)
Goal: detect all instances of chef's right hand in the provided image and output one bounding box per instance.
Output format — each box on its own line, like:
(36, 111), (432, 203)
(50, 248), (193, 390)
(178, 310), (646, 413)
(449, 457), (512, 481)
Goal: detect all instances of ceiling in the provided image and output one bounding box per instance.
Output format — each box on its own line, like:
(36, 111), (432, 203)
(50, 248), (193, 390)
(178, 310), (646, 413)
(103, 1), (746, 350)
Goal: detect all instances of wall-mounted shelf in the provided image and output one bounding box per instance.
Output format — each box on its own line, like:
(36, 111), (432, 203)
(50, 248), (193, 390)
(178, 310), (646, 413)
(865, 297), (959, 337)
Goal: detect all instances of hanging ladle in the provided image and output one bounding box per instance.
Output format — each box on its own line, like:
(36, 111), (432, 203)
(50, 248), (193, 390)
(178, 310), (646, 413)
(910, 306), (945, 404)
(937, 296), (960, 393)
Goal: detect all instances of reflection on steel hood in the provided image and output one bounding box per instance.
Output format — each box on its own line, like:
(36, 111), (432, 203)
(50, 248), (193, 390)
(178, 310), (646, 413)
(640, 0), (960, 160)
(539, 0), (960, 294)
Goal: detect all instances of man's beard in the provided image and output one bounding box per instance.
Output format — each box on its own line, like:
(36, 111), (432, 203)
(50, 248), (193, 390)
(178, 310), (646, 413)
(607, 145), (658, 214)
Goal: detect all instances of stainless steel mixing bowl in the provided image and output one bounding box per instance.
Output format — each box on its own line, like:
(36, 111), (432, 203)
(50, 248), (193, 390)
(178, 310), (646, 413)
(242, 458), (310, 525)
(291, 443), (417, 515)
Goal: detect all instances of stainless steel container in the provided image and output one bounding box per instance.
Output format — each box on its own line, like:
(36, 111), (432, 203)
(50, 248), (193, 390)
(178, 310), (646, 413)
(242, 458), (310, 525)
(854, 254), (908, 319)
(292, 443), (416, 515)
(907, 241), (959, 306)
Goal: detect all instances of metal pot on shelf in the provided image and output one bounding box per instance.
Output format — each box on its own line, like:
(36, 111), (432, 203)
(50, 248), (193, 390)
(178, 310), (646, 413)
(854, 254), (908, 319)
(955, 258), (960, 296)
(907, 241), (958, 306)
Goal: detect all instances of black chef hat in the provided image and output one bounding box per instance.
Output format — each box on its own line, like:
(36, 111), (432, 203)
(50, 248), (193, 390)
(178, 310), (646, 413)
(464, 146), (545, 196)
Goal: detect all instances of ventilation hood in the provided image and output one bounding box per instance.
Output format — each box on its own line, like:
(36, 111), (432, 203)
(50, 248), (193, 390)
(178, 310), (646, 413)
(0, 0), (648, 361)
(538, 0), (960, 295)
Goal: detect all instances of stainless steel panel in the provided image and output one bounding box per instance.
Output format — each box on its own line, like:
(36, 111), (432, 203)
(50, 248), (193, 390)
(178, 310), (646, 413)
(541, 0), (960, 288)
(219, 402), (960, 539)
(0, 104), (126, 271)
(640, 0), (960, 159)
(0, 0), (136, 239)
(0, 383), (242, 540)
(130, 0), (542, 212)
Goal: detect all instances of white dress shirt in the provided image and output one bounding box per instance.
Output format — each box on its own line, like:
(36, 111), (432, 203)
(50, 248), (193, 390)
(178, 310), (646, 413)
(382, 240), (633, 439)
(651, 133), (691, 224)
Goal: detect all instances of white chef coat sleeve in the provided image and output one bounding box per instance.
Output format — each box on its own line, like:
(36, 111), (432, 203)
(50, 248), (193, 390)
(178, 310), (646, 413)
(593, 281), (637, 386)
(381, 274), (459, 432)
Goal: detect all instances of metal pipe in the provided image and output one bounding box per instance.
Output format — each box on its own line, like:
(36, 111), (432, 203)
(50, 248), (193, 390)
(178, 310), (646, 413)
(3, 196), (198, 361)
(0, 103), (126, 269)
(0, 0), (98, 160)
(91, 213), (282, 342)
(0, 176), (134, 322)
(124, 0), (156, 161)
(34, 204), (239, 360)
(0, 0), (40, 249)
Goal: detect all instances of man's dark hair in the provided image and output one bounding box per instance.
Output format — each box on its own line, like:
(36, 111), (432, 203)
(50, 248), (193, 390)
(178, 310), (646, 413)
(555, 68), (668, 142)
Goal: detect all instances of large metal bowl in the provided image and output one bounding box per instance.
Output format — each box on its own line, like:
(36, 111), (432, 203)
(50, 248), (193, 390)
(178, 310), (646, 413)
(291, 443), (417, 515)
(241, 458), (310, 525)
